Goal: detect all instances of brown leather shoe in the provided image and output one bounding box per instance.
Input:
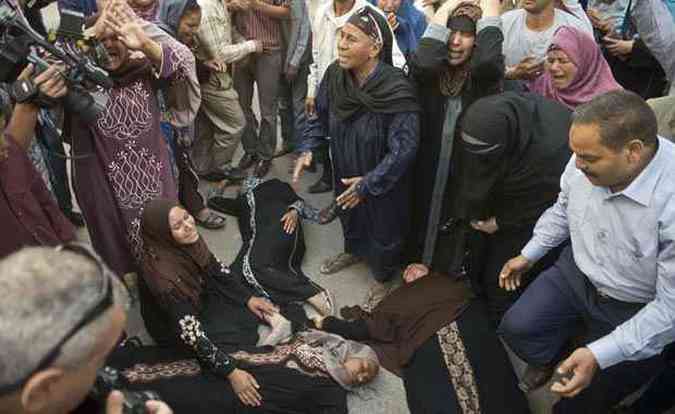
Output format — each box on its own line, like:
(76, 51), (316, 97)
(238, 153), (257, 170)
(254, 159), (272, 178)
(518, 364), (554, 393)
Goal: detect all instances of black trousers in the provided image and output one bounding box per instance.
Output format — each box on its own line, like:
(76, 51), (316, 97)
(632, 344), (675, 414)
(466, 224), (562, 327)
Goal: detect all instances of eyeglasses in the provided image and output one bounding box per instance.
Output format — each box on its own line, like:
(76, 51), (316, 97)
(0, 243), (118, 395)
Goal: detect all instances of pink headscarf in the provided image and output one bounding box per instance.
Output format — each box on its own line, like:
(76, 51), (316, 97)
(528, 26), (622, 109)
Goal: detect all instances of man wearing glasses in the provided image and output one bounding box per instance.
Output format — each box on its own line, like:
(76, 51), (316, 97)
(0, 245), (171, 414)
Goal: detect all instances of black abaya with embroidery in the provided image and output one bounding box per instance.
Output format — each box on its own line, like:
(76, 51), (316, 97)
(208, 178), (325, 304)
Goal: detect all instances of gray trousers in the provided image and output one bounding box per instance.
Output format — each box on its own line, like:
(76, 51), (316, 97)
(192, 71), (246, 175)
(233, 50), (282, 160)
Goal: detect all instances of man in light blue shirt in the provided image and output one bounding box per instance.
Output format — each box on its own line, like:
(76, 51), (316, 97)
(497, 90), (675, 410)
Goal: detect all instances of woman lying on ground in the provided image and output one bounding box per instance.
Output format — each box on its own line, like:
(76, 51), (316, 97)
(108, 329), (380, 413)
(312, 264), (531, 414)
(208, 177), (335, 317)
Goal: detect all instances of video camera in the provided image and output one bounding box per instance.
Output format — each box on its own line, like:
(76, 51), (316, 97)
(90, 366), (164, 414)
(0, 0), (112, 122)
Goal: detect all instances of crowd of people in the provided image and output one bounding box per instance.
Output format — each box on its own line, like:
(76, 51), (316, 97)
(1, 0), (675, 410)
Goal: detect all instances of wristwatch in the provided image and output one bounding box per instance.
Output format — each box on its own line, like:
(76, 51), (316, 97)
(10, 79), (38, 104)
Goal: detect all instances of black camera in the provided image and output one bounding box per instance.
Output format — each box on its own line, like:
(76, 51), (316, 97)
(0, 0), (111, 122)
(90, 366), (163, 414)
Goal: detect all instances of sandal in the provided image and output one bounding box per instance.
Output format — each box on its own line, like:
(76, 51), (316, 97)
(320, 253), (361, 275)
(195, 211), (226, 230)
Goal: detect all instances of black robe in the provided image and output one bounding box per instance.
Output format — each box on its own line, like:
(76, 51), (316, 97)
(209, 179), (324, 304)
(405, 22), (505, 271)
(302, 63), (420, 279)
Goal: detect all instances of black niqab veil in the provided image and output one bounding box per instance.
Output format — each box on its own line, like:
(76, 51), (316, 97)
(456, 92), (572, 228)
(327, 6), (420, 121)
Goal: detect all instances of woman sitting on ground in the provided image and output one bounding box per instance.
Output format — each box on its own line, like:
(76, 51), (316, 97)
(528, 25), (622, 108)
(208, 177), (335, 317)
(137, 198), (284, 406)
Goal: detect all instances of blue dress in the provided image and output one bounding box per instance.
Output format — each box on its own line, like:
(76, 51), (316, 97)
(302, 62), (419, 279)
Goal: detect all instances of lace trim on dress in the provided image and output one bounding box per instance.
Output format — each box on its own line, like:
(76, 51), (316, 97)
(437, 322), (482, 414)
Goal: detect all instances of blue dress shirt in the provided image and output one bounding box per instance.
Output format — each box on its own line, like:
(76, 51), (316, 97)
(522, 137), (675, 369)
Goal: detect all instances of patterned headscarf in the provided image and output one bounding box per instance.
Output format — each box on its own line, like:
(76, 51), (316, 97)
(347, 6), (384, 46)
(439, 2), (482, 97)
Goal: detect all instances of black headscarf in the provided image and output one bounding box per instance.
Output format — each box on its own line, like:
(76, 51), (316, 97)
(455, 92), (572, 227)
(327, 6), (420, 121)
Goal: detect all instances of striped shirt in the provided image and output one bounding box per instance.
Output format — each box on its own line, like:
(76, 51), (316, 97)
(234, 0), (291, 49)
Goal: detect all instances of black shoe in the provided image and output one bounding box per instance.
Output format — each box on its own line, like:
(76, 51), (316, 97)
(238, 153), (257, 170)
(64, 210), (85, 227)
(254, 159), (272, 178)
(308, 179), (332, 194)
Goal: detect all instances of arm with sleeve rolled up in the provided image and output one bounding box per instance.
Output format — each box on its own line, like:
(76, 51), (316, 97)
(587, 205), (675, 369)
(631, 0), (675, 84)
(357, 112), (420, 198)
(520, 157), (574, 263)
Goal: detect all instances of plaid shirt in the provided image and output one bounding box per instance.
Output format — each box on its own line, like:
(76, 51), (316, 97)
(196, 0), (258, 63)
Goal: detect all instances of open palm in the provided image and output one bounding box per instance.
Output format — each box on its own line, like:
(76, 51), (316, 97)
(105, 5), (148, 51)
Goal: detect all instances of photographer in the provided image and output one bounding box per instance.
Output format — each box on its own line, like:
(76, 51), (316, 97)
(0, 245), (172, 413)
(0, 65), (76, 258)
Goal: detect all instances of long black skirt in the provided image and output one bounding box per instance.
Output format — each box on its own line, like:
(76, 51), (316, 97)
(403, 300), (531, 414)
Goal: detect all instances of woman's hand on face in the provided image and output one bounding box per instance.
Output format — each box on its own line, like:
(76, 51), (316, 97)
(228, 369), (262, 407)
(247, 297), (279, 319)
(403, 263), (430, 284)
(280, 209), (299, 234)
(104, 3), (150, 52)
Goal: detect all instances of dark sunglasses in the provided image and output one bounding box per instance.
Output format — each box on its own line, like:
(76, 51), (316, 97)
(0, 243), (118, 395)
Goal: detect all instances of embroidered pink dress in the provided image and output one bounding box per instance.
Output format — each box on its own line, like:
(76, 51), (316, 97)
(69, 23), (199, 276)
